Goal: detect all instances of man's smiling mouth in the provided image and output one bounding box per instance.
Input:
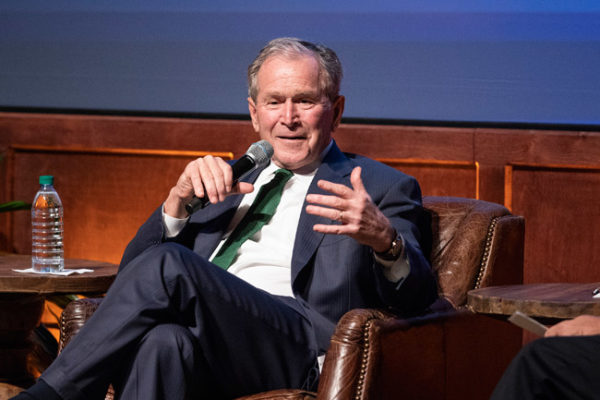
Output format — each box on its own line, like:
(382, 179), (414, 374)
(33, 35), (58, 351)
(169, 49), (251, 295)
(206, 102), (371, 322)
(278, 136), (305, 140)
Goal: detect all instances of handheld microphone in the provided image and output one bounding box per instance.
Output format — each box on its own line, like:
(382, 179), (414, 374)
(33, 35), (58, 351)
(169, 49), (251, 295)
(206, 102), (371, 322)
(184, 140), (274, 214)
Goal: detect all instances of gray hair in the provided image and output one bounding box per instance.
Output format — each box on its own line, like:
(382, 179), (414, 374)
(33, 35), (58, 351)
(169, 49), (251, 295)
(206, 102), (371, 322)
(247, 37), (343, 103)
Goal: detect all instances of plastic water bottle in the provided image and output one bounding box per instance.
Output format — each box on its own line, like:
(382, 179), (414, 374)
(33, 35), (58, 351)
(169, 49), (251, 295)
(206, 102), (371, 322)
(31, 175), (64, 272)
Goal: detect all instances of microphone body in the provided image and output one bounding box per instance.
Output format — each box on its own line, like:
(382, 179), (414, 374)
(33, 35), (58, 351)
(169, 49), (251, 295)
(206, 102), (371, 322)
(184, 140), (274, 214)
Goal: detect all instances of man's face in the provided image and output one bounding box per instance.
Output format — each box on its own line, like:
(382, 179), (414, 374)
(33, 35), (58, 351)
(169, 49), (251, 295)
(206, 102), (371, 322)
(248, 54), (344, 171)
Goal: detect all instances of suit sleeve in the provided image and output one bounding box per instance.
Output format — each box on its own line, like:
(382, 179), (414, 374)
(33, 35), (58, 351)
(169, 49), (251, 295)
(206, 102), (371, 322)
(371, 173), (438, 316)
(118, 205), (166, 272)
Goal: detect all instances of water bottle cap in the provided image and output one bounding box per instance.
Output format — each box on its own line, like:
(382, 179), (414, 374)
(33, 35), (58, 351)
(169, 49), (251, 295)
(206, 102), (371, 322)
(39, 175), (54, 185)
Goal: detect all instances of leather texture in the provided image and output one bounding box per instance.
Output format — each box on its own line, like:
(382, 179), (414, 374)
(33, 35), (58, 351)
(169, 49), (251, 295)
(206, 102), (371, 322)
(58, 298), (103, 354)
(427, 196), (522, 308)
(59, 196), (524, 400)
(236, 389), (317, 400)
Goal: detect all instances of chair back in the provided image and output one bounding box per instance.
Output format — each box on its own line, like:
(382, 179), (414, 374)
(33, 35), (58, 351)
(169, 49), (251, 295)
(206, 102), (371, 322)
(423, 196), (524, 309)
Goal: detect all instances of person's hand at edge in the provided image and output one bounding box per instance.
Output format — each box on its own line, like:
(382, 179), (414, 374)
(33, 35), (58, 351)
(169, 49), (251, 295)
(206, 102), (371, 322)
(545, 315), (600, 337)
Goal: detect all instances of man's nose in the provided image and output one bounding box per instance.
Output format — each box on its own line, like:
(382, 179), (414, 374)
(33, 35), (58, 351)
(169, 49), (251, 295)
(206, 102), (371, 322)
(281, 100), (298, 126)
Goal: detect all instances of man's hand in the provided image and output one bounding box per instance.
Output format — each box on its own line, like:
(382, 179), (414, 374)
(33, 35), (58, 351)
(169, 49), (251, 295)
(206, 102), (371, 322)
(545, 315), (600, 337)
(164, 155), (254, 218)
(305, 166), (396, 253)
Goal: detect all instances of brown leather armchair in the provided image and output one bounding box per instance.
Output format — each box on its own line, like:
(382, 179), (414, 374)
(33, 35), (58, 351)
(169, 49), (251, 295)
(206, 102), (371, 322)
(58, 196), (524, 400)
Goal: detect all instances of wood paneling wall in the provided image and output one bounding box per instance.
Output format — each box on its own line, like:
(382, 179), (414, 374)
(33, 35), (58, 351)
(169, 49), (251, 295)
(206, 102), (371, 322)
(1, 111), (599, 284)
(505, 163), (600, 283)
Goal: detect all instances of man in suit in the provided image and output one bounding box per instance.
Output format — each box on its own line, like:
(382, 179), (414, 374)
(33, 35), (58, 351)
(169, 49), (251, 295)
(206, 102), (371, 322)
(491, 315), (600, 399)
(15, 37), (437, 400)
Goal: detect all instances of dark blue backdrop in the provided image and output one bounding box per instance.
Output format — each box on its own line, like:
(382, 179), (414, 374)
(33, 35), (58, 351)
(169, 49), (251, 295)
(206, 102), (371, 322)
(1, 1), (599, 126)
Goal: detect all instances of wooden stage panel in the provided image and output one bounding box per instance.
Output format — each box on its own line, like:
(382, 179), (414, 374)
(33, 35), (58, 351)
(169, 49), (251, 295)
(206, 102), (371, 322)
(379, 158), (478, 199)
(505, 163), (600, 283)
(9, 146), (233, 264)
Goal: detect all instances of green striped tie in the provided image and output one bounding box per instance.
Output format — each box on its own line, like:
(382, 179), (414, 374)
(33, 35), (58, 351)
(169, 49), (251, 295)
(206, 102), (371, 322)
(211, 168), (293, 270)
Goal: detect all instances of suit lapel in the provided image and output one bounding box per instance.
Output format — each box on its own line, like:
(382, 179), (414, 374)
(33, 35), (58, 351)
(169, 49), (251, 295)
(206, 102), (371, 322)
(291, 143), (354, 285)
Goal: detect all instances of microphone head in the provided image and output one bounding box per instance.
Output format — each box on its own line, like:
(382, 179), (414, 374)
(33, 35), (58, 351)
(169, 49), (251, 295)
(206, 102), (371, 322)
(247, 140), (274, 167)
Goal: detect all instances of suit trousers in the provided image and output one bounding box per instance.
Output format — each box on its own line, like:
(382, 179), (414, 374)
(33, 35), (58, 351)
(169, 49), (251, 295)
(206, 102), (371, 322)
(40, 243), (320, 400)
(490, 335), (600, 400)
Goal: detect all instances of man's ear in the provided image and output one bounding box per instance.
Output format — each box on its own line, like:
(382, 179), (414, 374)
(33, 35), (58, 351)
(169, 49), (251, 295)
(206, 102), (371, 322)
(248, 97), (260, 132)
(331, 95), (345, 131)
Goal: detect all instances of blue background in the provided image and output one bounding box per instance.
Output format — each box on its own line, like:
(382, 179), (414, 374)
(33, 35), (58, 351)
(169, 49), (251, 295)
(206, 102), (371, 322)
(1, 1), (599, 126)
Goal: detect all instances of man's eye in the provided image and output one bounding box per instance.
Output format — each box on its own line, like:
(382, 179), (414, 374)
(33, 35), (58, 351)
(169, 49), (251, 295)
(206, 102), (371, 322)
(267, 100), (280, 105)
(298, 99), (316, 108)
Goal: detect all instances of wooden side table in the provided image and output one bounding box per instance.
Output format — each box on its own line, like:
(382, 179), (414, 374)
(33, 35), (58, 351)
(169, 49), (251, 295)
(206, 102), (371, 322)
(467, 282), (600, 320)
(0, 254), (118, 388)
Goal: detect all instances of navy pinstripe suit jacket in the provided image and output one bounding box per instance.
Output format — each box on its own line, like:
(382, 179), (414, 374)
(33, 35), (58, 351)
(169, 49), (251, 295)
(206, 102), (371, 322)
(120, 141), (438, 352)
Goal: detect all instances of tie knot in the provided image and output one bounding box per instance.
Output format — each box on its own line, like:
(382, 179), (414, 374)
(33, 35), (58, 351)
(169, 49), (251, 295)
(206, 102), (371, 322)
(261, 168), (293, 201)
(274, 168), (293, 180)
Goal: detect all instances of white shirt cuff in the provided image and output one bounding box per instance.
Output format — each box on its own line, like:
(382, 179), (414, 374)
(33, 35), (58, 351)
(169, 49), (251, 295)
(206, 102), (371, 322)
(374, 236), (410, 283)
(162, 205), (189, 238)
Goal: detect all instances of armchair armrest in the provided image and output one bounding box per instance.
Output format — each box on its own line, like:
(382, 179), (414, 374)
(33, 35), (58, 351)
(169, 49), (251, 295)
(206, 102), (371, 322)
(317, 308), (521, 400)
(58, 298), (103, 353)
(235, 389), (316, 399)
